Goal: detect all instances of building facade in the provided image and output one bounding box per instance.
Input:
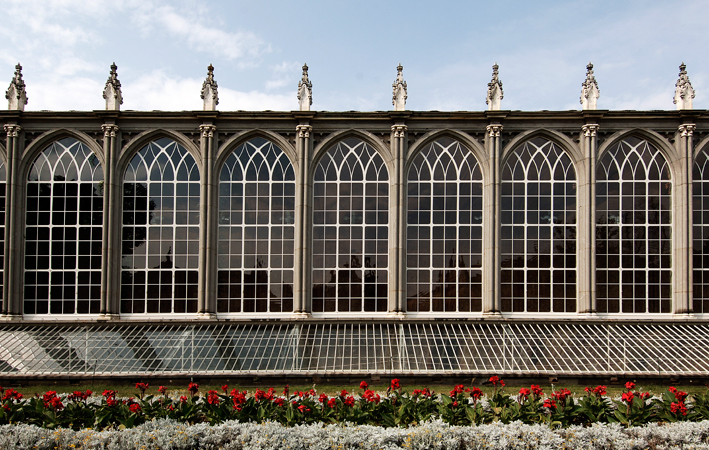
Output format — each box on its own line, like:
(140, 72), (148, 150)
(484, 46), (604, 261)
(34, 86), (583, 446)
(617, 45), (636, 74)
(0, 64), (708, 379)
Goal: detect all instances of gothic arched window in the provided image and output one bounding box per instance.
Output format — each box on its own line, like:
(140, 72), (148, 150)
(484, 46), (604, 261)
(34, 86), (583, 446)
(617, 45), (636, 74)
(406, 137), (483, 313)
(500, 138), (577, 313)
(0, 161), (5, 303)
(312, 138), (389, 313)
(692, 149), (709, 313)
(217, 138), (295, 314)
(120, 138), (200, 314)
(596, 137), (672, 313)
(24, 138), (104, 314)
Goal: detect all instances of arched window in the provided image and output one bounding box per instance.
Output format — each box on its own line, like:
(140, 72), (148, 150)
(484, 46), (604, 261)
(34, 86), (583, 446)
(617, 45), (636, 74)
(121, 138), (200, 314)
(500, 138), (577, 313)
(312, 137), (388, 313)
(406, 137), (483, 313)
(24, 138), (103, 314)
(596, 137), (671, 313)
(692, 149), (709, 313)
(217, 138), (295, 314)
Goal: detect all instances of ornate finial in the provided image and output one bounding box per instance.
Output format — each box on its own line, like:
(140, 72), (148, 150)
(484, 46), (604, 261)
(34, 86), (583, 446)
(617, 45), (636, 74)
(580, 62), (600, 110)
(392, 63), (407, 111)
(102, 62), (123, 111)
(6, 63), (28, 111)
(674, 62), (695, 110)
(486, 63), (503, 111)
(297, 63), (313, 111)
(201, 64), (219, 111)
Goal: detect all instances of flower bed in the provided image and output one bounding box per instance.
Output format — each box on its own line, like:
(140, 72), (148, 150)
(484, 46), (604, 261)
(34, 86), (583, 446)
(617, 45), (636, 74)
(2, 378), (709, 448)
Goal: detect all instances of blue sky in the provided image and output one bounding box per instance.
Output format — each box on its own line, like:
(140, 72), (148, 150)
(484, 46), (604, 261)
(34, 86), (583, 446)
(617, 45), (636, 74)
(1, 0), (706, 112)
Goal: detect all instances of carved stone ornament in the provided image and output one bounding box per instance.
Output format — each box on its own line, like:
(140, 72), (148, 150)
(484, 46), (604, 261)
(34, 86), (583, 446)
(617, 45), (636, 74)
(580, 62), (600, 110)
(674, 62), (695, 110)
(5, 63), (28, 111)
(679, 124), (696, 137)
(102, 63), (123, 111)
(486, 124), (502, 137)
(582, 124), (600, 137)
(199, 124), (216, 138)
(391, 124), (407, 138)
(3, 124), (21, 137)
(296, 124), (312, 138)
(101, 124), (119, 138)
(486, 63), (504, 111)
(201, 64), (219, 111)
(392, 64), (407, 111)
(297, 64), (313, 111)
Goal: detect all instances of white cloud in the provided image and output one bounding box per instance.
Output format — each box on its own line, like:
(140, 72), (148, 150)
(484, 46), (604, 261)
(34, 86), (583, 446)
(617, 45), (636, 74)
(265, 61), (302, 91)
(25, 77), (104, 111)
(122, 70), (294, 111)
(131, 2), (270, 65)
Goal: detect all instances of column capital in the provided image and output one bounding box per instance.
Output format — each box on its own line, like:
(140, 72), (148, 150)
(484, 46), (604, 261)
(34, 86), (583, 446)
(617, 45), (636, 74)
(486, 124), (502, 137)
(391, 124), (407, 137)
(101, 123), (119, 137)
(296, 124), (312, 138)
(679, 123), (696, 137)
(199, 124), (217, 138)
(3, 124), (21, 137)
(582, 124), (600, 137)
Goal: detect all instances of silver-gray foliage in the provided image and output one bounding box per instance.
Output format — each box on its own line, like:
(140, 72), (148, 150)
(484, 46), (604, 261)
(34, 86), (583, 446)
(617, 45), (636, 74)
(1, 419), (709, 449)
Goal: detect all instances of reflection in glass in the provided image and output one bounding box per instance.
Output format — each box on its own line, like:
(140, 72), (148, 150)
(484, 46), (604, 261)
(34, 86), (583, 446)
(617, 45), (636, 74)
(24, 138), (104, 314)
(312, 138), (388, 312)
(217, 138), (295, 313)
(500, 138), (576, 313)
(596, 137), (671, 313)
(693, 149), (709, 313)
(406, 137), (483, 312)
(120, 138), (200, 314)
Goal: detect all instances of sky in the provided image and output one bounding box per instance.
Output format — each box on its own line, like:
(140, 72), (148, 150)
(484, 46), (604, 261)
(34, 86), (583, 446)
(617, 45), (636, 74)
(0, 0), (706, 112)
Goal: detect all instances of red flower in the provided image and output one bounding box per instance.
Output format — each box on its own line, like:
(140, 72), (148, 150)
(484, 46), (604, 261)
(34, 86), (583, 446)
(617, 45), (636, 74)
(283, 385), (289, 396)
(222, 385), (228, 393)
(452, 401), (458, 408)
(470, 387), (483, 401)
(625, 382), (635, 391)
(450, 384), (465, 396)
(531, 385), (544, 398)
(274, 398), (285, 407)
(180, 395), (188, 403)
(2, 389), (23, 402)
(669, 387), (688, 402)
(207, 390), (220, 405)
(519, 388), (531, 400)
(391, 379), (400, 390)
(103, 390), (116, 399)
(135, 382), (149, 392)
(489, 376), (505, 387)
(543, 398), (557, 409)
(129, 403), (141, 413)
(319, 393), (328, 403)
(328, 398), (337, 408)
(671, 401), (688, 416)
(622, 392), (635, 404)
(188, 382), (199, 396)
(158, 386), (168, 395)
(593, 385), (607, 396)
(43, 391), (63, 410)
(363, 389), (381, 403)
(344, 396), (355, 407)
(340, 389), (349, 397)
(107, 397), (118, 407)
(552, 388), (572, 405)
(360, 381), (368, 390)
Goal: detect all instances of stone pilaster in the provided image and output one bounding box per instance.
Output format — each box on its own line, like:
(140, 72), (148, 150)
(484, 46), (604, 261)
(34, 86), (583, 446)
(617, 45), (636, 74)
(198, 124), (217, 317)
(674, 123), (696, 315)
(483, 124), (503, 315)
(578, 124), (599, 314)
(388, 124), (407, 316)
(99, 124), (120, 318)
(293, 124), (313, 318)
(2, 124), (22, 317)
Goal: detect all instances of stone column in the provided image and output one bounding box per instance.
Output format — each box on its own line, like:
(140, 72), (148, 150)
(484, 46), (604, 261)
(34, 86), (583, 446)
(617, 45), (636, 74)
(578, 124), (599, 314)
(483, 124), (502, 315)
(100, 124), (120, 318)
(674, 123), (696, 315)
(388, 124), (407, 316)
(2, 124), (22, 317)
(198, 124), (217, 317)
(293, 124), (312, 317)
